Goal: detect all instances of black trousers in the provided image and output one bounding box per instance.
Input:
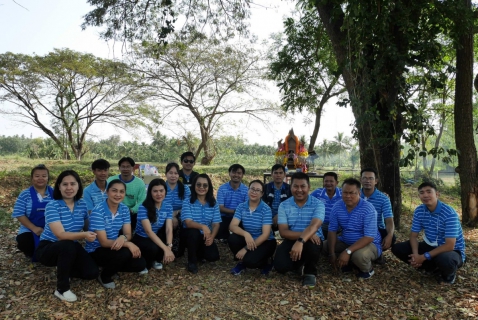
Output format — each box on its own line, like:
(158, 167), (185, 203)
(217, 215), (233, 240)
(274, 239), (322, 276)
(16, 232), (36, 257)
(132, 225), (167, 269)
(90, 247), (146, 283)
(183, 228), (220, 263)
(36, 240), (99, 292)
(228, 233), (277, 268)
(391, 240), (464, 276)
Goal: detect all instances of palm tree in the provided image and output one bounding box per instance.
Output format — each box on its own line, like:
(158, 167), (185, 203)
(332, 132), (351, 169)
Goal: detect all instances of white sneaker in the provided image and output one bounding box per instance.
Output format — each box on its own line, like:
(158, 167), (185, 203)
(153, 261), (163, 270)
(138, 268), (148, 275)
(54, 290), (77, 302)
(97, 276), (116, 289)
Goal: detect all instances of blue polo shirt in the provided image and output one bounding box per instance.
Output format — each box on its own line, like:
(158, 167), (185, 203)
(40, 199), (89, 242)
(85, 201), (131, 253)
(329, 199), (382, 256)
(263, 182), (291, 217)
(233, 200), (274, 240)
(83, 181), (108, 211)
(277, 196), (325, 240)
(12, 188), (54, 234)
(181, 199), (222, 233)
(310, 187), (342, 225)
(135, 203), (173, 238)
(216, 182), (249, 217)
(411, 200), (466, 261)
(165, 183), (191, 211)
(360, 188), (393, 230)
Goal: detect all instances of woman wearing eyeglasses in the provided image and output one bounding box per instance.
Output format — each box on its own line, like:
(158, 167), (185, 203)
(181, 174), (221, 274)
(12, 164), (54, 260)
(132, 178), (175, 271)
(229, 180), (277, 276)
(35, 170), (99, 302)
(164, 162), (191, 256)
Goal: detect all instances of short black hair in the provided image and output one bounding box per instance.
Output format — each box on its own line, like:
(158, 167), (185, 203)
(248, 179), (265, 192)
(229, 164), (245, 174)
(106, 179), (126, 192)
(118, 157), (135, 167)
(92, 159), (110, 170)
(360, 167), (378, 178)
(290, 172), (310, 185)
(323, 172), (338, 181)
(342, 178), (361, 189)
(271, 164), (286, 173)
(418, 181), (437, 192)
(31, 164), (49, 182)
(53, 170), (83, 201)
(180, 151), (196, 162)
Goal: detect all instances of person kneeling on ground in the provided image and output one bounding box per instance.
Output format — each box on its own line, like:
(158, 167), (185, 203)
(181, 174), (221, 274)
(324, 178), (382, 279)
(391, 181), (466, 284)
(273, 172), (325, 288)
(86, 179), (146, 289)
(229, 180), (277, 276)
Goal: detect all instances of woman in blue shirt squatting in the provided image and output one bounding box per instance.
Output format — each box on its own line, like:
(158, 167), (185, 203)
(35, 170), (99, 302)
(181, 174), (221, 274)
(229, 180), (277, 276)
(12, 164), (54, 260)
(132, 178), (175, 271)
(86, 179), (146, 289)
(164, 162), (191, 257)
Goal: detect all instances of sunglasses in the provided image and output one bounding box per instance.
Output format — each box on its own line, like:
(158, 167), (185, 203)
(196, 183), (209, 189)
(183, 159), (195, 164)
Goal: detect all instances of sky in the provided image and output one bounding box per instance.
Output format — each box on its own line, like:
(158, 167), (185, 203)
(0, 0), (355, 148)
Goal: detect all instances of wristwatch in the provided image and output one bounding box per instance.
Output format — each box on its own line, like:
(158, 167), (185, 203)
(122, 235), (128, 242)
(346, 248), (352, 255)
(424, 252), (432, 260)
(297, 237), (305, 244)
(167, 243), (173, 248)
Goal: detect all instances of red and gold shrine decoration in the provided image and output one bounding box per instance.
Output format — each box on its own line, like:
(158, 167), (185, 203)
(275, 129), (308, 171)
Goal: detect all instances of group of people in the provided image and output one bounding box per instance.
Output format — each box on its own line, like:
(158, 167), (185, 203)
(12, 154), (466, 302)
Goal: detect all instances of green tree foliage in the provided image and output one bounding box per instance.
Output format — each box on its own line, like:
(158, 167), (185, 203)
(133, 39), (277, 165)
(82, 0), (251, 44)
(268, 5), (346, 152)
(0, 49), (155, 160)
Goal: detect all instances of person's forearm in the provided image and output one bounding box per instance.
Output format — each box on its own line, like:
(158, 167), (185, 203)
(328, 231), (337, 255)
(17, 216), (39, 230)
(279, 228), (303, 240)
(211, 223), (220, 238)
(385, 218), (394, 235)
(410, 233), (419, 255)
(348, 237), (373, 252)
(254, 234), (268, 247)
(185, 220), (207, 231)
(299, 224), (321, 242)
(166, 226), (173, 245)
(229, 224), (247, 237)
(429, 242), (455, 257)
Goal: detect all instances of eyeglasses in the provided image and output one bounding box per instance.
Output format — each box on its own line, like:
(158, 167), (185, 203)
(249, 188), (263, 194)
(361, 177), (375, 181)
(183, 159), (195, 164)
(120, 166), (132, 170)
(196, 183), (209, 189)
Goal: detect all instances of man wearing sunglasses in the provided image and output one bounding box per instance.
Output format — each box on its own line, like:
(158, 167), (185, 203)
(179, 152), (199, 188)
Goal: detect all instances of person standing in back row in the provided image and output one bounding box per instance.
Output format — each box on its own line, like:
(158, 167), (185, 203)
(262, 164), (291, 231)
(178, 151), (199, 189)
(107, 157), (146, 232)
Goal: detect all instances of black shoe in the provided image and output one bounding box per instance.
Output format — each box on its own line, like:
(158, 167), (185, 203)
(375, 255), (386, 265)
(188, 262), (198, 274)
(438, 272), (456, 284)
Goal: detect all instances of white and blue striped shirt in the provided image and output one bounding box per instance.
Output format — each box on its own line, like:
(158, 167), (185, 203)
(135, 203), (173, 238)
(83, 181), (108, 211)
(181, 199), (222, 233)
(329, 199), (382, 256)
(278, 196), (325, 240)
(86, 201), (131, 253)
(360, 188), (393, 229)
(40, 199), (89, 242)
(233, 200), (274, 240)
(310, 187), (342, 225)
(12, 188), (54, 234)
(411, 201), (465, 261)
(165, 183), (191, 211)
(217, 182), (249, 216)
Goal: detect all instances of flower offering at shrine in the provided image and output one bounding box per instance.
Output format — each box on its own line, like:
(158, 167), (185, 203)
(275, 129), (308, 172)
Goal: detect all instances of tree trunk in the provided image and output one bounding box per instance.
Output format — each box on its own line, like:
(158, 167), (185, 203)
(428, 110), (446, 176)
(421, 135), (428, 170)
(454, 0), (478, 226)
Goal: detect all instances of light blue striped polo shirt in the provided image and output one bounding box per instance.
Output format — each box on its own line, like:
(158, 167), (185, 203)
(83, 181), (108, 211)
(135, 203), (173, 238)
(181, 199), (222, 233)
(360, 188), (393, 229)
(216, 182), (249, 217)
(165, 183), (191, 211)
(12, 188), (54, 234)
(233, 200), (274, 240)
(85, 200), (131, 253)
(310, 187), (342, 225)
(40, 199), (89, 242)
(277, 195), (325, 240)
(329, 199), (382, 256)
(411, 200), (466, 261)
